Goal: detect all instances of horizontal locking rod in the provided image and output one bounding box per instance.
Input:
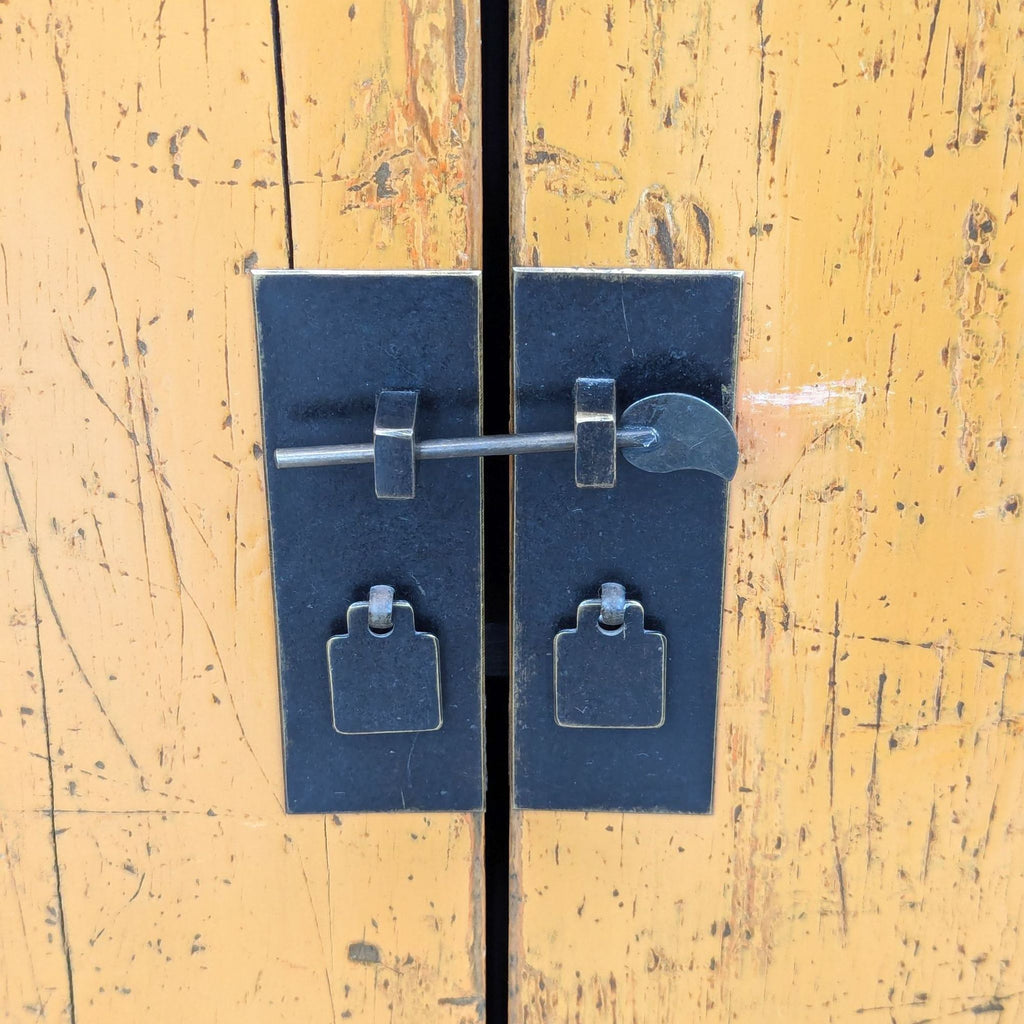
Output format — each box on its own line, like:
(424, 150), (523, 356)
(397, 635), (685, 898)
(274, 426), (658, 470)
(271, 382), (739, 498)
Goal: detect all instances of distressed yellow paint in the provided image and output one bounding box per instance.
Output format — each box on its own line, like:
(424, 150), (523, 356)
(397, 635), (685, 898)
(0, 1), (482, 1021)
(511, 1), (1024, 1020)
(279, 0), (481, 269)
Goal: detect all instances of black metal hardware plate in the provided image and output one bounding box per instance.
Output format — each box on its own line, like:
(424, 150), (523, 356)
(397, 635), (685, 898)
(512, 268), (742, 812)
(254, 271), (483, 813)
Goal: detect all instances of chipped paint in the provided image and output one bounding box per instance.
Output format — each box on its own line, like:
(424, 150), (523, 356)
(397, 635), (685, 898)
(744, 380), (868, 408)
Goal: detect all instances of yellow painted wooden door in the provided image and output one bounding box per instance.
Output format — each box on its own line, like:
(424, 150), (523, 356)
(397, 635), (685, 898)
(508, 2), (1024, 1022)
(1, 2), (484, 1021)
(3, 2), (1023, 1023)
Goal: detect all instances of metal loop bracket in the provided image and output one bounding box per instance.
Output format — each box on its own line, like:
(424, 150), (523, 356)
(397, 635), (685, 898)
(598, 582), (627, 628)
(367, 584), (395, 632)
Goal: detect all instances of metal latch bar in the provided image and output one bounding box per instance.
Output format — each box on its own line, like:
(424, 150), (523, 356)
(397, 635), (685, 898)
(274, 424), (656, 468)
(273, 375), (739, 501)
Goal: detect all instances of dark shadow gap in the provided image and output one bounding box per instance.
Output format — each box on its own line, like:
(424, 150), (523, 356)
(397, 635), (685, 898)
(269, 0), (295, 268)
(481, 0), (512, 1020)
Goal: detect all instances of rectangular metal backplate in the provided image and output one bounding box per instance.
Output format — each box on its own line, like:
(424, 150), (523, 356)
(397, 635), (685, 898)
(512, 268), (742, 812)
(253, 270), (484, 813)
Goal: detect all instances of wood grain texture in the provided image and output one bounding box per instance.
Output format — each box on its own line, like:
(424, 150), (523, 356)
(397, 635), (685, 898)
(279, 0), (481, 268)
(0, 1), (483, 1020)
(510, 1), (1024, 1020)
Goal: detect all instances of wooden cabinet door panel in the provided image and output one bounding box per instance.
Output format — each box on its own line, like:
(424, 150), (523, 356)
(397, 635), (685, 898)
(509, 2), (1024, 1020)
(0, 2), (484, 1020)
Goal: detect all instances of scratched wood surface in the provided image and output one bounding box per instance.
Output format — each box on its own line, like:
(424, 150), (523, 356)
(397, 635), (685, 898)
(0, 2), (483, 1021)
(510, 2), (1024, 1021)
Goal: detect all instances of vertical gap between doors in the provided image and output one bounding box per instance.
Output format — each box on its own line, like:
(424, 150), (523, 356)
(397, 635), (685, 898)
(268, 0), (295, 268)
(481, 0), (512, 1020)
